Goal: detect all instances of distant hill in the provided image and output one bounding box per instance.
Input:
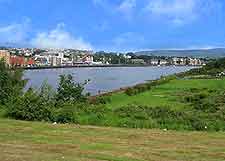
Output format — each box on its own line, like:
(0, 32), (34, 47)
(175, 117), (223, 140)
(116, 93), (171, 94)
(135, 48), (225, 58)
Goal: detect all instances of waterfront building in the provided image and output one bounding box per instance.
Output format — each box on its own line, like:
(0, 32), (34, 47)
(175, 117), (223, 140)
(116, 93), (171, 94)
(10, 56), (35, 67)
(0, 50), (11, 66)
(82, 54), (94, 64)
(131, 59), (145, 64)
(150, 59), (159, 65)
(172, 57), (186, 65)
(34, 55), (48, 66)
(159, 59), (168, 65)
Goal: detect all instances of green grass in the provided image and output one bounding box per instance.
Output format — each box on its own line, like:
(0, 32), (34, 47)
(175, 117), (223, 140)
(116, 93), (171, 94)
(105, 78), (225, 109)
(1, 118), (225, 161)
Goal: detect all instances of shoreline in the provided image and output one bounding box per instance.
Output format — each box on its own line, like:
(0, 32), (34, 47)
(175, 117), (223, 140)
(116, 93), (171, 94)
(90, 68), (197, 98)
(22, 64), (201, 70)
(90, 78), (171, 98)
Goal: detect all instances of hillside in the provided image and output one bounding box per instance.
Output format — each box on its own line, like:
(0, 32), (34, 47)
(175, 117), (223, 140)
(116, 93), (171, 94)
(1, 119), (225, 161)
(135, 48), (225, 58)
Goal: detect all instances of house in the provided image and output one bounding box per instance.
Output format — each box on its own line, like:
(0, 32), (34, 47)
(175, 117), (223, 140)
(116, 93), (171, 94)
(10, 56), (35, 67)
(0, 50), (10, 66)
(172, 57), (186, 65)
(82, 54), (94, 64)
(131, 59), (145, 64)
(34, 55), (48, 66)
(159, 59), (168, 65)
(150, 59), (159, 65)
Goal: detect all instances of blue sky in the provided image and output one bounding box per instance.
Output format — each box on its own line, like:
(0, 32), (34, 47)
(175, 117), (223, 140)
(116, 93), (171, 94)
(0, 0), (224, 51)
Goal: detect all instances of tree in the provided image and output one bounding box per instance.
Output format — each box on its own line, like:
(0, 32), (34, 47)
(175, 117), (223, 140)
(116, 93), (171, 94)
(6, 88), (54, 121)
(56, 74), (87, 103)
(0, 60), (27, 105)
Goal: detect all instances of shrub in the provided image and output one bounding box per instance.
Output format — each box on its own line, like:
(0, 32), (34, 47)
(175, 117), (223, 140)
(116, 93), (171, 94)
(93, 96), (111, 105)
(56, 74), (87, 104)
(188, 117), (206, 131)
(54, 103), (77, 123)
(125, 87), (137, 96)
(114, 104), (149, 120)
(6, 88), (54, 121)
(0, 60), (27, 105)
(125, 76), (174, 96)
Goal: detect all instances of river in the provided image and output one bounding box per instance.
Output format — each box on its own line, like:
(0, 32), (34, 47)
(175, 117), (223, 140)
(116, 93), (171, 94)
(24, 66), (194, 95)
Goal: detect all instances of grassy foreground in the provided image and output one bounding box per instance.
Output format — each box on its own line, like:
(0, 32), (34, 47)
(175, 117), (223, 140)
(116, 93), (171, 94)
(1, 119), (225, 161)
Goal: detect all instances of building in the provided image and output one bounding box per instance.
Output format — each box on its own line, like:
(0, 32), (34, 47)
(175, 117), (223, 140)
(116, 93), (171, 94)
(188, 58), (203, 66)
(172, 57), (186, 66)
(82, 54), (94, 64)
(49, 56), (62, 66)
(10, 56), (35, 67)
(131, 59), (145, 64)
(34, 55), (48, 66)
(150, 59), (159, 65)
(10, 56), (25, 67)
(150, 59), (168, 66)
(0, 50), (10, 66)
(26, 57), (35, 67)
(159, 59), (168, 65)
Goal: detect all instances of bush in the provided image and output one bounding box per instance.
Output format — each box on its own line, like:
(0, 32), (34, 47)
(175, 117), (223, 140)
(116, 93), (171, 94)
(114, 104), (149, 120)
(183, 92), (209, 103)
(93, 96), (111, 105)
(0, 60), (27, 105)
(125, 76), (174, 96)
(6, 88), (54, 121)
(113, 104), (222, 131)
(56, 74), (87, 104)
(54, 103), (77, 123)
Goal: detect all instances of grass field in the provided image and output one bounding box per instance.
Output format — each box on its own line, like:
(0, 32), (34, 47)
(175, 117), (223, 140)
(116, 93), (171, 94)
(1, 119), (225, 161)
(105, 78), (225, 109)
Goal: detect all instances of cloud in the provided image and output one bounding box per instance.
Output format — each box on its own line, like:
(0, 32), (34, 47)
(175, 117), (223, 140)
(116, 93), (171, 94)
(117, 0), (136, 19)
(0, 18), (30, 45)
(31, 23), (92, 50)
(93, 0), (136, 20)
(145, 0), (197, 25)
(144, 0), (221, 25)
(0, 20), (92, 50)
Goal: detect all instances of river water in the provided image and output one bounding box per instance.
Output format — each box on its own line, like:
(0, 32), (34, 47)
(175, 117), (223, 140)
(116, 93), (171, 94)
(24, 66), (194, 95)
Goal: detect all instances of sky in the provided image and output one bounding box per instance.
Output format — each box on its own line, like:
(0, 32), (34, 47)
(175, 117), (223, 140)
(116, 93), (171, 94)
(0, 0), (225, 51)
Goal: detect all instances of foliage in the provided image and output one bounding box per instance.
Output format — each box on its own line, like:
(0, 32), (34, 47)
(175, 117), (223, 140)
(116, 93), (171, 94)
(1, 64), (88, 122)
(125, 76), (175, 96)
(91, 96), (112, 105)
(56, 74), (87, 103)
(0, 60), (27, 105)
(54, 103), (77, 123)
(6, 88), (54, 121)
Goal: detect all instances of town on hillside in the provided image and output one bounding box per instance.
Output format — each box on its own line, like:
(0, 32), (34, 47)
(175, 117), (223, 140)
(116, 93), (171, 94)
(0, 47), (206, 68)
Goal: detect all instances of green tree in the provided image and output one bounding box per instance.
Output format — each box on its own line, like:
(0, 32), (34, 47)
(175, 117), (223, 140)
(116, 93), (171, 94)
(56, 74), (87, 103)
(0, 60), (27, 105)
(6, 88), (54, 121)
